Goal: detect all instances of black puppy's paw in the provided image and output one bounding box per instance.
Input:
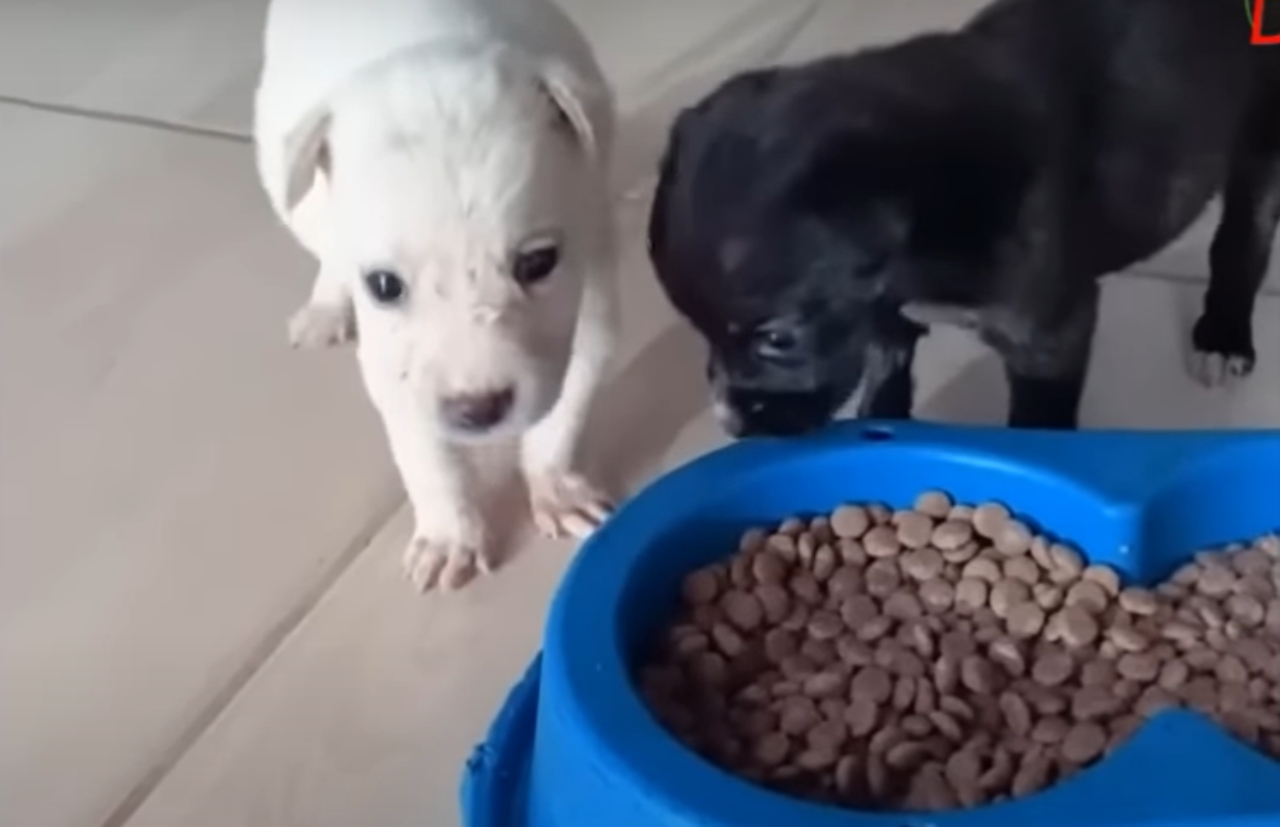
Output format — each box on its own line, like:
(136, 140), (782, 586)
(1190, 311), (1256, 388)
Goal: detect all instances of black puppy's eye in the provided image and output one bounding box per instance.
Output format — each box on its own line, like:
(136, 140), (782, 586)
(755, 329), (799, 359)
(364, 270), (406, 305)
(513, 244), (559, 287)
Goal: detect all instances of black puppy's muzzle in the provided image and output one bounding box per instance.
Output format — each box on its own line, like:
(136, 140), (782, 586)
(717, 387), (838, 438)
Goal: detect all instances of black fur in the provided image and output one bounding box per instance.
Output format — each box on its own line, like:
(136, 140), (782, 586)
(647, 0), (1280, 435)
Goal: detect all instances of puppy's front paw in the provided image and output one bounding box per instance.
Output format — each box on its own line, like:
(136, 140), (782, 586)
(288, 302), (355, 349)
(402, 533), (491, 592)
(527, 470), (614, 540)
(1190, 311), (1255, 388)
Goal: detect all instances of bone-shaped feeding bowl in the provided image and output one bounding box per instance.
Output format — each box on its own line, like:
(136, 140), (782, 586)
(462, 422), (1280, 827)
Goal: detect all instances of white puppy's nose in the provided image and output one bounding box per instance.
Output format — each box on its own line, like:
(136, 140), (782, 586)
(440, 387), (515, 432)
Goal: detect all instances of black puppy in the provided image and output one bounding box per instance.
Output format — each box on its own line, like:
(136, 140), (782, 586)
(647, 0), (1280, 436)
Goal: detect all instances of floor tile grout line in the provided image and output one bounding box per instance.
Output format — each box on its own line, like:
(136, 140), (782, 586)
(1126, 266), (1280, 298)
(0, 95), (250, 143)
(98, 492), (406, 827)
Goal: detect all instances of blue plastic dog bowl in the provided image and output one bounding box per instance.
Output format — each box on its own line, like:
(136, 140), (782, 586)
(462, 422), (1280, 827)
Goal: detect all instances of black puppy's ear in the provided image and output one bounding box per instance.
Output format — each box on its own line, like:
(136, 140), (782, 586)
(647, 107), (693, 261)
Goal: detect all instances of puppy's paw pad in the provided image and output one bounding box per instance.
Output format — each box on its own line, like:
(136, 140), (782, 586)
(528, 471), (613, 540)
(1190, 313), (1255, 388)
(402, 536), (489, 592)
(288, 303), (355, 349)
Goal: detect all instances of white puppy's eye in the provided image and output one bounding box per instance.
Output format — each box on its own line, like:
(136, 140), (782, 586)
(363, 269), (406, 305)
(512, 243), (560, 287)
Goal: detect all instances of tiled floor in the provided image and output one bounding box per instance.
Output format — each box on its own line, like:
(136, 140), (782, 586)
(0, 2), (1276, 827)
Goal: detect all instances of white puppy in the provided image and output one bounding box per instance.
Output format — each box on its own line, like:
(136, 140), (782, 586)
(254, 0), (618, 591)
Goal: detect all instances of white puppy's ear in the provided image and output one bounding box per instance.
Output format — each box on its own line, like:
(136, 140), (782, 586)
(537, 61), (613, 164)
(281, 106), (332, 213)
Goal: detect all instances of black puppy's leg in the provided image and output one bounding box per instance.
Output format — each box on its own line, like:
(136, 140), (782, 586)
(1191, 102), (1280, 387)
(858, 338), (919, 419)
(857, 315), (924, 420)
(985, 284), (1100, 430)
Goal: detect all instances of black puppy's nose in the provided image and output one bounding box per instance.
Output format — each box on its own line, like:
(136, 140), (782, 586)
(441, 387), (514, 432)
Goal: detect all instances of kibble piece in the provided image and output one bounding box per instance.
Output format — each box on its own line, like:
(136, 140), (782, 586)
(1007, 601), (1047, 639)
(753, 732), (791, 767)
(990, 579), (1032, 618)
(943, 542), (981, 565)
(892, 675), (917, 711)
(933, 519), (974, 551)
(755, 583), (792, 624)
(909, 491), (952, 519)
(752, 552), (788, 585)
(1058, 606), (1100, 648)
(1108, 624), (1150, 653)
(831, 504), (871, 539)
(897, 511), (936, 549)
(807, 718), (849, 751)
(836, 635), (874, 667)
(1217, 653), (1250, 684)
(1048, 543), (1085, 579)
(1226, 593), (1266, 628)
(954, 578), (989, 614)
(1033, 583), (1064, 611)
(972, 502), (1011, 539)
(1061, 722), (1107, 764)
(995, 520), (1034, 557)
(1157, 658), (1190, 690)
(1004, 556), (1041, 586)
(845, 694), (881, 736)
(998, 691), (1033, 737)
(903, 547), (946, 582)
(1116, 652), (1160, 683)
(1118, 586), (1158, 616)
(1030, 715), (1070, 744)
(989, 637), (1027, 676)
(961, 655), (999, 694)
(778, 696), (821, 735)
(840, 594), (879, 628)
(691, 651), (729, 687)
(1197, 563), (1237, 598)
(683, 567), (721, 605)
(865, 559), (901, 598)
(739, 527), (768, 554)
(808, 610), (845, 641)
(886, 739), (930, 771)
(1080, 659), (1117, 688)
(1073, 685), (1122, 721)
(858, 616), (894, 642)
(920, 578), (956, 612)
(962, 557), (1003, 584)
(791, 570), (823, 605)
(852, 665), (894, 704)
(1082, 564), (1121, 596)
(834, 754), (859, 795)
(1064, 580), (1110, 614)
(711, 623), (746, 657)
(864, 525), (901, 559)
(884, 591), (925, 622)
(762, 628), (798, 663)
(722, 590), (764, 631)
(826, 566), (864, 601)
(1031, 649), (1075, 686)
(1010, 753), (1052, 798)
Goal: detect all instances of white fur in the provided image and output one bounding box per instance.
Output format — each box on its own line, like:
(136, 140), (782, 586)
(255, 0), (618, 591)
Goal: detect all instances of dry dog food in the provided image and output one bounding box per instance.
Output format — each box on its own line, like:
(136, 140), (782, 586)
(637, 491), (1280, 812)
